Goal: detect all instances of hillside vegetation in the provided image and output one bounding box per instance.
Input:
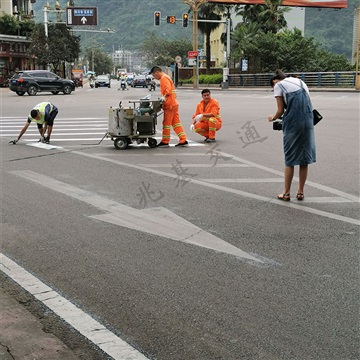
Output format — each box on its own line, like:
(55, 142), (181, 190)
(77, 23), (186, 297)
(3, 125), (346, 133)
(32, 0), (357, 59)
(33, 0), (192, 52)
(304, 0), (358, 60)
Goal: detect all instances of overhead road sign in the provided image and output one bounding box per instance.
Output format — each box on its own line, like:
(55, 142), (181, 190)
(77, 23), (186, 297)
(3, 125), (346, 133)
(206, 0), (347, 8)
(66, 7), (98, 26)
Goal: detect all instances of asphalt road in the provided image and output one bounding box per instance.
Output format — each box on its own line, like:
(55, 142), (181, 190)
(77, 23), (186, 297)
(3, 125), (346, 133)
(1, 82), (359, 360)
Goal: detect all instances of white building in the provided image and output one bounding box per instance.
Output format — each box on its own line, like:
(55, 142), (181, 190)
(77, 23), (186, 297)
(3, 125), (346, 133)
(1, 0), (36, 19)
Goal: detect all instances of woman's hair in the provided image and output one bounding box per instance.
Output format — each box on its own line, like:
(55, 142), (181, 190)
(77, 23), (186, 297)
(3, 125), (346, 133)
(270, 70), (286, 87)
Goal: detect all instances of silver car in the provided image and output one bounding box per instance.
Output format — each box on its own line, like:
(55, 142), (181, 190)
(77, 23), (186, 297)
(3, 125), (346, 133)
(95, 75), (111, 88)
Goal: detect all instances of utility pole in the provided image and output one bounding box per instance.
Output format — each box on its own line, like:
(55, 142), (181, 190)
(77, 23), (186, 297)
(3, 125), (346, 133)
(355, 6), (360, 90)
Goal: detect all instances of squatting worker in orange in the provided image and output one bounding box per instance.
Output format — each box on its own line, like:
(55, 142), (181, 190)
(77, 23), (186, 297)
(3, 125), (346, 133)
(149, 66), (188, 147)
(191, 89), (222, 143)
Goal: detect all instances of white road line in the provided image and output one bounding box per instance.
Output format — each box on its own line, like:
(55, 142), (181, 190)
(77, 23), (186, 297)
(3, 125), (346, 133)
(139, 163), (249, 168)
(201, 178), (283, 183)
(73, 151), (360, 226)
(0, 131), (107, 136)
(218, 152), (360, 203)
(299, 197), (354, 203)
(27, 143), (63, 150)
(0, 254), (148, 360)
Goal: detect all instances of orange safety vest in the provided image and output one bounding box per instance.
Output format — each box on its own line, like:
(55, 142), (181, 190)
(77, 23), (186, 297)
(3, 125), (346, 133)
(159, 73), (178, 109)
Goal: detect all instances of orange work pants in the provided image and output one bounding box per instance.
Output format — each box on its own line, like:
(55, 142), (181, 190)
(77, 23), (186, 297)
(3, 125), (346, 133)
(161, 105), (187, 144)
(194, 118), (222, 139)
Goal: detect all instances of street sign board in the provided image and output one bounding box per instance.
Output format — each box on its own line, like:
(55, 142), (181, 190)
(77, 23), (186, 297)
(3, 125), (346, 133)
(66, 7), (98, 26)
(188, 51), (198, 58)
(188, 58), (197, 66)
(175, 55), (182, 63)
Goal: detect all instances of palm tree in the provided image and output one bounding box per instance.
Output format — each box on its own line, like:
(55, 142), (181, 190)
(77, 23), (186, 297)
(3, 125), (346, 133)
(197, 3), (222, 71)
(237, 0), (288, 34)
(260, 0), (289, 33)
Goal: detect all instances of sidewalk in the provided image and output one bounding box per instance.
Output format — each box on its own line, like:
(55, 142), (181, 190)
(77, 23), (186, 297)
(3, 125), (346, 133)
(0, 287), (80, 360)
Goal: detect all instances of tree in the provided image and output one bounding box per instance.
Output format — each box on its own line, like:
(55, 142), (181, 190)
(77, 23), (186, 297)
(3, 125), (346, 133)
(230, 22), (261, 68)
(232, 28), (352, 73)
(0, 14), (20, 35)
(85, 47), (113, 75)
(28, 23), (80, 73)
(237, 0), (288, 34)
(140, 32), (192, 68)
(197, 3), (222, 71)
(0, 14), (35, 36)
(259, 0), (289, 34)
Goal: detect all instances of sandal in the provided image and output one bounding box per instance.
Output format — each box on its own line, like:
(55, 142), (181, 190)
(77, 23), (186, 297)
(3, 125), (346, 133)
(296, 192), (304, 201)
(277, 193), (290, 201)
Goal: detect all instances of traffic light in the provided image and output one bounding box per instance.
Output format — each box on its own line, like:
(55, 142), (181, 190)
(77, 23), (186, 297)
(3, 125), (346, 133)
(182, 13), (189, 27)
(167, 15), (176, 24)
(154, 11), (161, 26)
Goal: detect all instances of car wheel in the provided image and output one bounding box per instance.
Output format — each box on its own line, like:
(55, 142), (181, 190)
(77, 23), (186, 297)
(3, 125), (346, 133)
(27, 85), (38, 96)
(16, 91), (25, 96)
(63, 85), (72, 95)
(51, 91), (60, 95)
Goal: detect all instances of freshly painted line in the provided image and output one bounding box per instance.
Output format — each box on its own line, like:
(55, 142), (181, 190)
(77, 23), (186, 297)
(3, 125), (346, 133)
(24, 138), (110, 142)
(201, 178), (283, 183)
(0, 128), (106, 131)
(138, 163), (249, 168)
(27, 143), (63, 150)
(0, 254), (148, 360)
(10, 170), (263, 263)
(72, 151), (360, 226)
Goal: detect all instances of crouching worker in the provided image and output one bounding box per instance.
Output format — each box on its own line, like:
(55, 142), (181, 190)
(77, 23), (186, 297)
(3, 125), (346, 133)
(10, 102), (58, 144)
(191, 89), (222, 143)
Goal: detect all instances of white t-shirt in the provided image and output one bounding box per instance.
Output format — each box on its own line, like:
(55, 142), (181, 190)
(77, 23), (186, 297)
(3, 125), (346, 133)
(274, 77), (310, 98)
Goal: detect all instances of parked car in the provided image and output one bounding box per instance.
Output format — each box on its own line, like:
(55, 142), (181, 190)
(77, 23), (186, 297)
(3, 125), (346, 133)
(9, 70), (75, 96)
(132, 75), (147, 88)
(95, 75), (111, 88)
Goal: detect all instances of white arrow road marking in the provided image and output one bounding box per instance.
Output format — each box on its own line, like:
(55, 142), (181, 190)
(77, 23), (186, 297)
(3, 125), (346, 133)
(0, 254), (148, 360)
(10, 170), (262, 263)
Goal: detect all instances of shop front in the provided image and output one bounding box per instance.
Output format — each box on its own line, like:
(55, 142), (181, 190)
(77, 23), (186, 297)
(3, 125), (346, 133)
(0, 34), (33, 86)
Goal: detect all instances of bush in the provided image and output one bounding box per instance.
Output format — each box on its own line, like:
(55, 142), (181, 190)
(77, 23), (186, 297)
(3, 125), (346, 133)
(179, 73), (223, 85)
(199, 74), (223, 84)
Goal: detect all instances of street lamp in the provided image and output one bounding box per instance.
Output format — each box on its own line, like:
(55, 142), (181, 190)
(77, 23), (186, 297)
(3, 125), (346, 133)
(182, 0), (207, 54)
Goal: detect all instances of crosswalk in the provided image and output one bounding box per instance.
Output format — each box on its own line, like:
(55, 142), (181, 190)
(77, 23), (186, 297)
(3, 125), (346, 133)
(0, 117), (108, 144)
(0, 116), (204, 147)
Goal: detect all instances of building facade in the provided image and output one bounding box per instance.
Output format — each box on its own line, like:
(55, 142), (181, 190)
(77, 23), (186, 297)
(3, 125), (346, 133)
(0, 0), (36, 85)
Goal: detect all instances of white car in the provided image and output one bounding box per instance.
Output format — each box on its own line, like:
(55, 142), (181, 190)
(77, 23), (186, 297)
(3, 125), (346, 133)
(95, 75), (111, 88)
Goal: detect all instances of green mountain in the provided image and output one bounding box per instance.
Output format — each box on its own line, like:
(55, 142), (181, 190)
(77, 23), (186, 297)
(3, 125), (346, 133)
(304, 0), (358, 60)
(32, 0), (357, 60)
(33, 0), (192, 52)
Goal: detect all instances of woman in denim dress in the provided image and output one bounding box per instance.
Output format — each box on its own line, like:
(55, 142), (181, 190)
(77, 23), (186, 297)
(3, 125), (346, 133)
(268, 70), (316, 201)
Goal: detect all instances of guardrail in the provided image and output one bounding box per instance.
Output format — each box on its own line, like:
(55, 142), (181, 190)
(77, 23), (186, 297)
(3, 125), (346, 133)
(227, 71), (356, 88)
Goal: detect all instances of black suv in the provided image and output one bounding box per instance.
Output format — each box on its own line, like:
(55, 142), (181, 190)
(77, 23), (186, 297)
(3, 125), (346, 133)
(9, 70), (75, 96)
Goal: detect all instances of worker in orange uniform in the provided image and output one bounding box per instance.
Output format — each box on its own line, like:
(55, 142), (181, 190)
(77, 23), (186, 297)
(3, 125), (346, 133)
(191, 89), (222, 142)
(150, 66), (188, 147)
